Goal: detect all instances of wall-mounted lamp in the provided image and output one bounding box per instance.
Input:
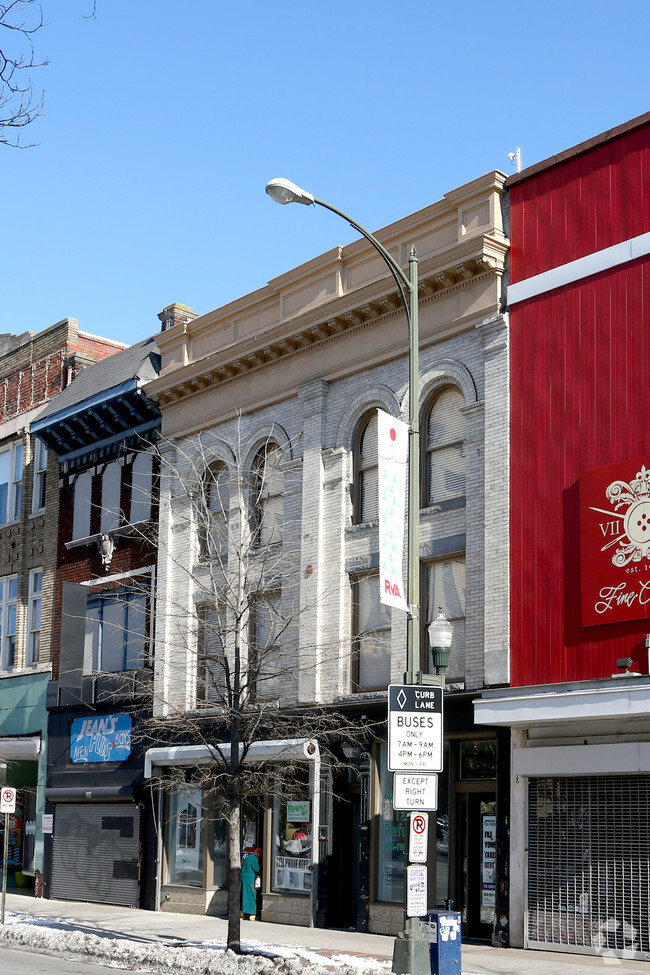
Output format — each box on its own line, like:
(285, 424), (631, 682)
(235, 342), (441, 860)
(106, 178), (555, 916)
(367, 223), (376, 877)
(428, 608), (453, 676)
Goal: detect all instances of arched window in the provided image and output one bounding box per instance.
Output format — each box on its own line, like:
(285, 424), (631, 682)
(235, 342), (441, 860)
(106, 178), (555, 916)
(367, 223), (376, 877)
(354, 412), (379, 524)
(252, 444), (283, 546)
(202, 462), (230, 558)
(424, 387), (466, 506)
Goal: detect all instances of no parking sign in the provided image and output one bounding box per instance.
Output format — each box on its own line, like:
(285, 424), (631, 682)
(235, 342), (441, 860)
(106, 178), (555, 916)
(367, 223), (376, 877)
(0, 788), (15, 814)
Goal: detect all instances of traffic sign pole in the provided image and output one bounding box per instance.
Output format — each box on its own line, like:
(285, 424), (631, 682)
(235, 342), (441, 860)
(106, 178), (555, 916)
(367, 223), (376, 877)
(1, 810), (8, 924)
(1, 787), (16, 925)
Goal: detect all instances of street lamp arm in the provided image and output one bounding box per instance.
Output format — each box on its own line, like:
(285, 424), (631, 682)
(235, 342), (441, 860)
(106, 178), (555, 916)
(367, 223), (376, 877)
(311, 196), (412, 294)
(265, 178), (413, 323)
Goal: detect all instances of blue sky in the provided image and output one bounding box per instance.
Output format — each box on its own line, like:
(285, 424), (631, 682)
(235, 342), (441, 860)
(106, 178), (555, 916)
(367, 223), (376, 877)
(2, 0), (649, 345)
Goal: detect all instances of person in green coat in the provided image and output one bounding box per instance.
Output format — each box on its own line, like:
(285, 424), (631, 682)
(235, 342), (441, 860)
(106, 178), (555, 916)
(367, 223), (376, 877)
(241, 848), (261, 919)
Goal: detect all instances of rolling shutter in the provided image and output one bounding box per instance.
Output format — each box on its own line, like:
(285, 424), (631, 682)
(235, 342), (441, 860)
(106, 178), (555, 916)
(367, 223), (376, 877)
(50, 803), (139, 907)
(528, 776), (650, 958)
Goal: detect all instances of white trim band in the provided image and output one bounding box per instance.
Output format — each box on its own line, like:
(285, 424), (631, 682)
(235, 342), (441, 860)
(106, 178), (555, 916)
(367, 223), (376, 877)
(474, 679), (650, 727)
(0, 736), (41, 761)
(508, 230), (650, 305)
(144, 737), (319, 779)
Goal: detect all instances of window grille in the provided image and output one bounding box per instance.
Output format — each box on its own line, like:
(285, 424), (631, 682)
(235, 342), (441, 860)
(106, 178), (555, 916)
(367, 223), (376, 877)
(528, 775), (650, 958)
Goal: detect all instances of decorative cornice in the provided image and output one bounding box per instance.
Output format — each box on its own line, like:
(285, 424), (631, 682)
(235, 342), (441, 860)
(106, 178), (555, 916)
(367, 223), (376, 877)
(150, 246), (506, 410)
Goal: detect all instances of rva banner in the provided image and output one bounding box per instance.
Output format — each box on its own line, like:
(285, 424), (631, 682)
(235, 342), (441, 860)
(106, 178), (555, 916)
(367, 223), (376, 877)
(378, 409), (408, 611)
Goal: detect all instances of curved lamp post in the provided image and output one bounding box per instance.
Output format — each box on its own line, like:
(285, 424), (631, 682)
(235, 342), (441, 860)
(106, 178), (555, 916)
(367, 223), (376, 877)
(267, 179), (434, 975)
(266, 178), (421, 685)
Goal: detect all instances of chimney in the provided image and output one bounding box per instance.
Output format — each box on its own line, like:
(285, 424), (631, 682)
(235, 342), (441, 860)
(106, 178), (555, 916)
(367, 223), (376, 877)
(157, 303), (197, 332)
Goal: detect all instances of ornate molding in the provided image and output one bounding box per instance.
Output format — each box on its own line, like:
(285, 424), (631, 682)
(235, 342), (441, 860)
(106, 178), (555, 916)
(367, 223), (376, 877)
(151, 247), (506, 410)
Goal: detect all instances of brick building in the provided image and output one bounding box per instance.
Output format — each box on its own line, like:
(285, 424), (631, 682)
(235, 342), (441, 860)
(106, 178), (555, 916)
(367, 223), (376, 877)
(145, 174), (509, 936)
(0, 318), (124, 887)
(31, 335), (161, 908)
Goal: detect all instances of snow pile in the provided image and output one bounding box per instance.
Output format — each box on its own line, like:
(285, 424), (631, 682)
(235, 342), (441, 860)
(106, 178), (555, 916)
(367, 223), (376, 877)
(0, 914), (389, 975)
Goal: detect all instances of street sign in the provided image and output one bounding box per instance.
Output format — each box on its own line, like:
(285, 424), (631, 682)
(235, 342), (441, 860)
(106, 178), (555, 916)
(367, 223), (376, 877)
(0, 788), (15, 814)
(393, 772), (438, 811)
(406, 863), (428, 917)
(388, 684), (443, 772)
(409, 811), (429, 863)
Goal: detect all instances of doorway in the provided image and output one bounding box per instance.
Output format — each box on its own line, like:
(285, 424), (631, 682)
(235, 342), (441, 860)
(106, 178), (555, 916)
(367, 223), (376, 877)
(324, 775), (360, 928)
(456, 792), (496, 940)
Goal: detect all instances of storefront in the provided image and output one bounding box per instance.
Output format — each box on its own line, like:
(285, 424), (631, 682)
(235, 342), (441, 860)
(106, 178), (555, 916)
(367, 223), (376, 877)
(370, 716), (502, 942)
(475, 676), (650, 958)
(44, 702), (156, 909)
(0, 671), (49, 888)
(144, 738), (321, 923)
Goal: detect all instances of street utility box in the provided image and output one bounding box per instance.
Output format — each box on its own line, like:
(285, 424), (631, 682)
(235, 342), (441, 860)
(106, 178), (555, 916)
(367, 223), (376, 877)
(420, 910), (462, 975)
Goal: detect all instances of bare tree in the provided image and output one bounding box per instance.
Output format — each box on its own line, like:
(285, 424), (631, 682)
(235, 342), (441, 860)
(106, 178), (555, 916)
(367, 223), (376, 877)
(0, 2), (47, 146)
(119, 427), (376, 953)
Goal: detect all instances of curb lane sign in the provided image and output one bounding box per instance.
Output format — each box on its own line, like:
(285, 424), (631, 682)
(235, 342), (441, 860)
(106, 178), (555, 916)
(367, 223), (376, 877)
(393, 772), (438, 811)
(388, 684), (443, 772)
(0, 788), (15, 814)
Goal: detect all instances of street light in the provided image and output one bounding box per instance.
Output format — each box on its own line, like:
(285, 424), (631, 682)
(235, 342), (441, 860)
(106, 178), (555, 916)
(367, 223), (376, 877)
(428, 608), (453, 676)
(266, 179), (429, 975)
(266, 178), (421, 683)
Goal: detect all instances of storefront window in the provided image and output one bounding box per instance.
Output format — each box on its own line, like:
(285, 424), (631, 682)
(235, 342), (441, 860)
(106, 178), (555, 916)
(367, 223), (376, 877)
(378, 741), (407, 902)
(272, 791), (312, 894)
(212, 817), (227, 887)
(167, 783), (204, 887)
(459, 740), (497, 779)
(435, 742), (450, 905)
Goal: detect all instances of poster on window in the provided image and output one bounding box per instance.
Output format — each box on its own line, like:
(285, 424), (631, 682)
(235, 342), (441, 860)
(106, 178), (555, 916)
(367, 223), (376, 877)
(377, 409), (408, 611)
(274, 855), (311, 891)
(481, 814), (496, 923)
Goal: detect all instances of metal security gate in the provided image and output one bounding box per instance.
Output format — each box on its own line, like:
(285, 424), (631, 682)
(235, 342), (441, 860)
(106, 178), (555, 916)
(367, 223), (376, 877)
(528, 776), (650, 958)
(50, 803), (140, 907)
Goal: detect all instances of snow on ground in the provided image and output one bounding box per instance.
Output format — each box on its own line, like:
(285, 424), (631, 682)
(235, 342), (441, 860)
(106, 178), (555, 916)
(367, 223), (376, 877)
(0, 911), (392, 975)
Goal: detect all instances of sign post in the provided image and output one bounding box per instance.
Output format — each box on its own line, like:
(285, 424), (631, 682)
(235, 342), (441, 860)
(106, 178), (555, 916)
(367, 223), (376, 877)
(1, 787), (16, 925)
(389, 684), (445, 970)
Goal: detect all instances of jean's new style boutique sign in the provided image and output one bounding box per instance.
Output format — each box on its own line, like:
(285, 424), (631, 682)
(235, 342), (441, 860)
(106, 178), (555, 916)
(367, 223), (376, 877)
(70, 713), (133, 763)
(581, 458), (650, 626)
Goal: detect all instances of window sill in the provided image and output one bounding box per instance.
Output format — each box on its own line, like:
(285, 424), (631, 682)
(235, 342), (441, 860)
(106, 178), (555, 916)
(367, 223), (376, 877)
(0, 662), (51, 679)
(335, 690), (387, 704)
(346, 520), (379, 535)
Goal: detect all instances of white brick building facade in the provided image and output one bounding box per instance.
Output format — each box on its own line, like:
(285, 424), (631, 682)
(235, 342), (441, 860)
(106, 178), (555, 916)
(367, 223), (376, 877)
(148, 172), (509, 934)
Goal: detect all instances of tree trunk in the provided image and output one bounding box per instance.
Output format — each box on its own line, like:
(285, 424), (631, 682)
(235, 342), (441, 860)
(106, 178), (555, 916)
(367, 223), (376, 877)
(226, 796), (241, 952)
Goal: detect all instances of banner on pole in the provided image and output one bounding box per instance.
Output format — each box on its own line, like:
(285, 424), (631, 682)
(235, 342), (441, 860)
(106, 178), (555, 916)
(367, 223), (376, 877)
(378, 409), (408, 611)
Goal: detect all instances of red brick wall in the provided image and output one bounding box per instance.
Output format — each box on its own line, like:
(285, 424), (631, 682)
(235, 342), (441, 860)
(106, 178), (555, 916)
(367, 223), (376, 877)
(51, 459), (157, 679)
(0, 319), (126, 424)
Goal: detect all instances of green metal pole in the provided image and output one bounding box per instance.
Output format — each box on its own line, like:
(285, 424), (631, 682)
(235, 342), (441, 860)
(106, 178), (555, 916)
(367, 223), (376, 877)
(392, 247), (431, 975)
(271, 188), (430, 974)
(405, 245), (419, 685)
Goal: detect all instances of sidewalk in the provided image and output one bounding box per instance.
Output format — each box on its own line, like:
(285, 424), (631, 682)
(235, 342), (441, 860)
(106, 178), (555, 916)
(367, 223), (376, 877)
(2, 890), (650, 975)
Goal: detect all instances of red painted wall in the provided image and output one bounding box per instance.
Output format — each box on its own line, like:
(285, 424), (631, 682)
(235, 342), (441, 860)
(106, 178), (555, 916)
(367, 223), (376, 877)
(510, 126), (650, 283)
(510, 121), (650, 686)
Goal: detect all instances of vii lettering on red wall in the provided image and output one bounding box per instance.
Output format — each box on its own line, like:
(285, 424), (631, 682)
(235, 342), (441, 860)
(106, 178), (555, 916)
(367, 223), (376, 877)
(581, 459), (650, 626)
